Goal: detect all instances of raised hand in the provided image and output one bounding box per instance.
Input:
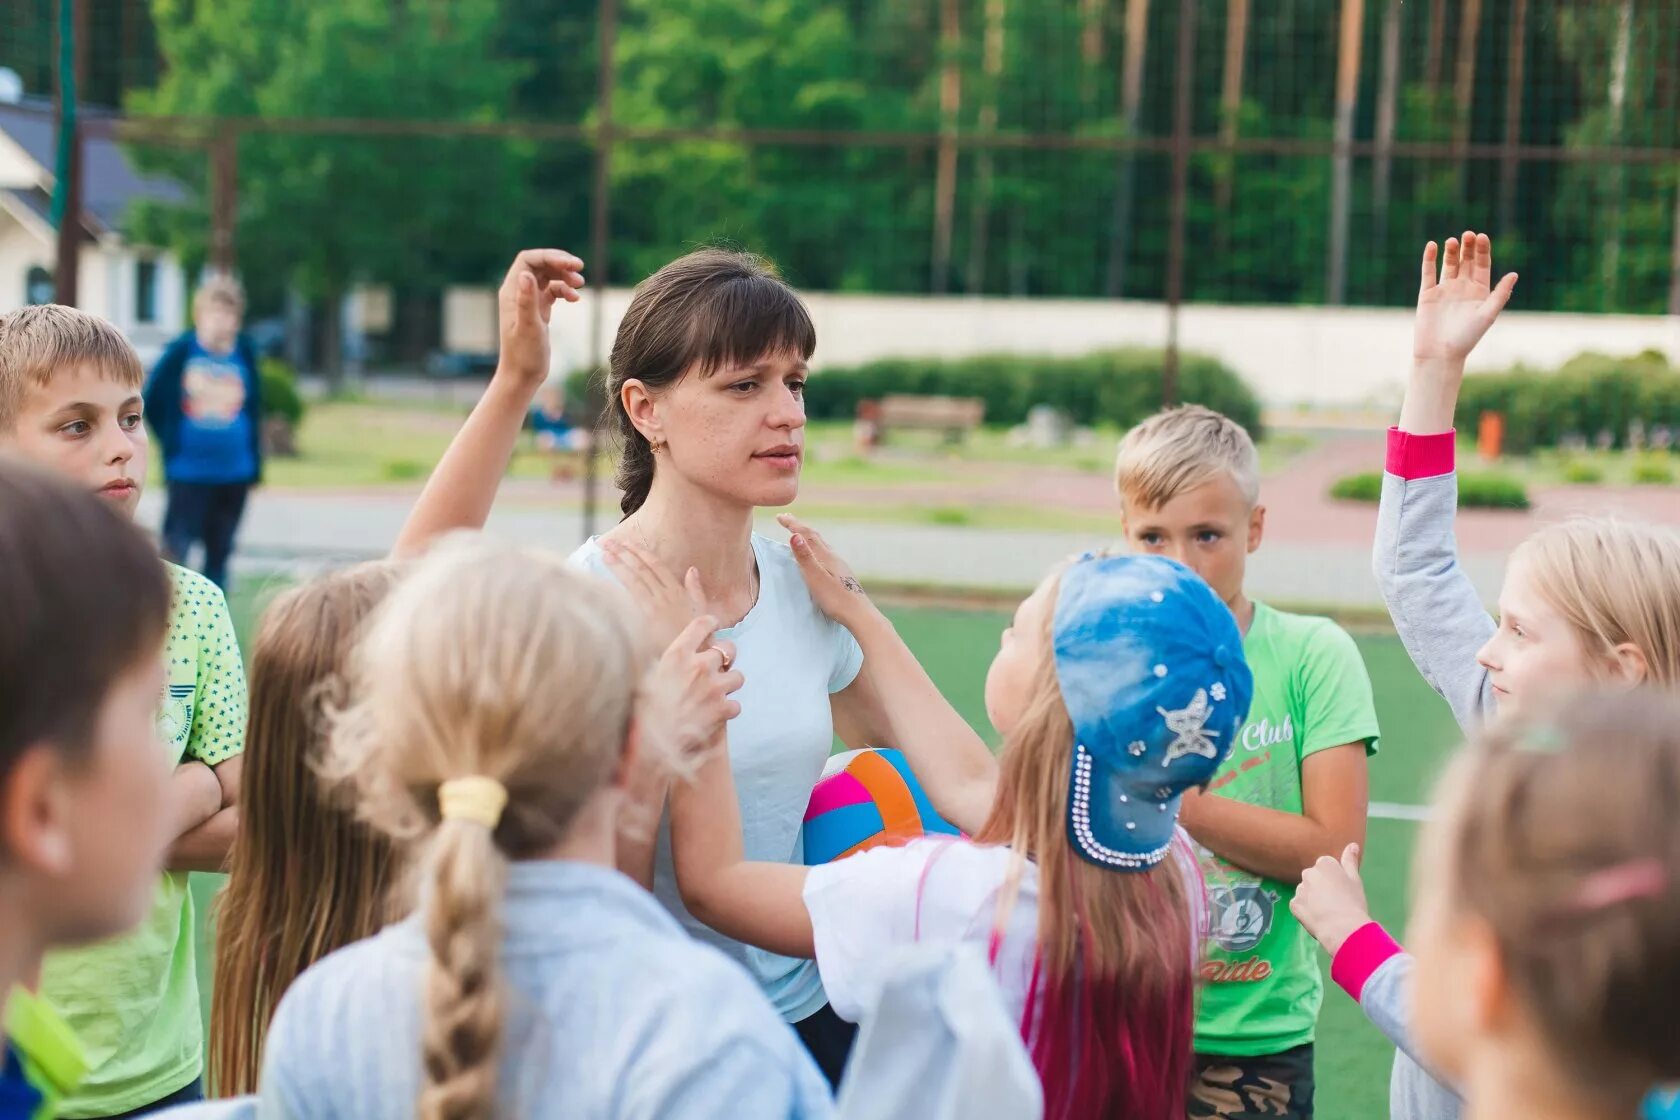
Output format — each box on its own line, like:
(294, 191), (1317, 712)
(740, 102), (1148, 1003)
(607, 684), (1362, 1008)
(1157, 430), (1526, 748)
(777, 514), (876, 630)
(602, 539), (706, 652)
(641, 615), (744, 774)
(1289, 842), (1372, 958)
(1413, 231), (1518, 368)
(496, 249), (585, 389)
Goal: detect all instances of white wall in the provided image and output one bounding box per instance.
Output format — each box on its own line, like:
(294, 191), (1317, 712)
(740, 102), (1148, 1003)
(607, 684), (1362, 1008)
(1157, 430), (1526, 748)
(441, 284), (1680, 409)
(0, 212), (189, 364)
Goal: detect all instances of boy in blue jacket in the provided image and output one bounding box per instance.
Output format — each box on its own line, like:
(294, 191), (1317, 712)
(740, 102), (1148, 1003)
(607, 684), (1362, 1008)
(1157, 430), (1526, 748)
(144, 275), (263, 590)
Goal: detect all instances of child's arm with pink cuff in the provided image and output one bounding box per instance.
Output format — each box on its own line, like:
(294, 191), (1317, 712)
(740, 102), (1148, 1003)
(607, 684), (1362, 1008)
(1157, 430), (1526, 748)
(1371, 429), (1498, 732)
(1331, 922), (1457, 1095)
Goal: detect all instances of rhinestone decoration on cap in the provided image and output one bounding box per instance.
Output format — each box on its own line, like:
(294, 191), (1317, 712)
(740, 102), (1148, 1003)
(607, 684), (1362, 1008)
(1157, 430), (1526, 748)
(1069, 745), (1175, 869)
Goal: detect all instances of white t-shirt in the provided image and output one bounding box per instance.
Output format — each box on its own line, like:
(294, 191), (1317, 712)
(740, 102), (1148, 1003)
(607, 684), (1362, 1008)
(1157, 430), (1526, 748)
(802, 832), (1203, 1026)
(570, 532), (863, 1022)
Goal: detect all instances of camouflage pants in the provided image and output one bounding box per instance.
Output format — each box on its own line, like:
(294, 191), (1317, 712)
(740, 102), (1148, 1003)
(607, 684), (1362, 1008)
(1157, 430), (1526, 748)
(1188, 1044), (1315, 1120)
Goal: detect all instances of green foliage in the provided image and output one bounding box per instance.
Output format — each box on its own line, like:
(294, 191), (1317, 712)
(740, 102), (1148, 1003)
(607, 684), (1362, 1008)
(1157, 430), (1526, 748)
(1329, 472), (1383, 503)
(1559, 458), (1604, 485)
(1632, 455), (1677, 485)
(1331, 471), (1530, 510)
(1456, 351), (1680, 454)
(258, 358), (306, 427)
(126, 0), (533, 308)
(1458, 473), (1532, 510)
(807, 349), (1262, 437)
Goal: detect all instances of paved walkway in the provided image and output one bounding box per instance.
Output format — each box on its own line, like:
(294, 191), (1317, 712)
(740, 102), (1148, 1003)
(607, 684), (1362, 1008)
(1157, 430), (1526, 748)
(136, 424), (1679, 608)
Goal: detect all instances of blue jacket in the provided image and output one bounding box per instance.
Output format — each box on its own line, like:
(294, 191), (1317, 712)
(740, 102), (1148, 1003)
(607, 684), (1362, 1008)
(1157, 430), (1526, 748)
(143, 331), (265, 484)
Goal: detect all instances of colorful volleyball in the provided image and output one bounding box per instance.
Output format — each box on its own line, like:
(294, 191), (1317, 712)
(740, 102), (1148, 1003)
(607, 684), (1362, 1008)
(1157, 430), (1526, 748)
(802, 747), (961, 865)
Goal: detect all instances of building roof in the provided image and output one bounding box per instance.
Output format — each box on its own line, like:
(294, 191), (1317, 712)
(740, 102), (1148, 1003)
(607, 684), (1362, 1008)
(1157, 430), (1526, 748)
(0, 96), (188, 238)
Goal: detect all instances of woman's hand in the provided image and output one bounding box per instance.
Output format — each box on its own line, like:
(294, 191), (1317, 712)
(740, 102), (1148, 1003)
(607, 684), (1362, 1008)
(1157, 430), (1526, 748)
(640, 615), (744, 774)
(778, 514), (879, 631)
(604, 539), (707, 652)
(1289, 842), (1373, 957)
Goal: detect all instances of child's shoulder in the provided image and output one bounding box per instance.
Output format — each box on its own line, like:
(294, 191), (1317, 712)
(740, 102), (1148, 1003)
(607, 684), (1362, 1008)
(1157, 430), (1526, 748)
(161, 562), (233, 624)
(1253, 601), (1361, 655)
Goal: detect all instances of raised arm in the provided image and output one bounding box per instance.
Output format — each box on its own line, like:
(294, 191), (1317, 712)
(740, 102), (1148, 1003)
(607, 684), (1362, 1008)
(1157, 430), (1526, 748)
(1375, 232), (1516, 731)
(390, 249), (584, 559)
(779, 515), (999, 836)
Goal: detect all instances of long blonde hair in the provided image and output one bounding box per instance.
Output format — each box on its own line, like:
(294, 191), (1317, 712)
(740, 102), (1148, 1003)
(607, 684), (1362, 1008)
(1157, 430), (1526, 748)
(1516, 519), (1680, 686)
(210, 562), (404, 1097)
(326, 535), (655, 1120)
(1426, 690), (1680, 1106)
(973, 575), (1197, 1120)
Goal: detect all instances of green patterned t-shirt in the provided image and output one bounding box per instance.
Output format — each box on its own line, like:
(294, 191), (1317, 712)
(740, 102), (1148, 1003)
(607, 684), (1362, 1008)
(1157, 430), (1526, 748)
(39, 563), (246, 1116)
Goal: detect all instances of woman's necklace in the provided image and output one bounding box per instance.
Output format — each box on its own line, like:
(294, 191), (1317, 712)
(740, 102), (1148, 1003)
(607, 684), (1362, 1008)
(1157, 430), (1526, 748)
(633, 521), (760, 621)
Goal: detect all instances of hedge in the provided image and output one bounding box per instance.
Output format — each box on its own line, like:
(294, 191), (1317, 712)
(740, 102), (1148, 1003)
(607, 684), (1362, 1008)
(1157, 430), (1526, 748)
(260, 358), (307, 428)
(1456, 350), (1680, 455)
(1331, 471), (1530, 510)
(803, 349), (1263, 439)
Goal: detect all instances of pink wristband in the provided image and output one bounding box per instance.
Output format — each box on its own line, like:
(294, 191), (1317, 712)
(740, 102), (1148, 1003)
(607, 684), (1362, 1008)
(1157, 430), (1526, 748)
(1331, 921), (1403, 1004)
(1385, 427), (1456, 480)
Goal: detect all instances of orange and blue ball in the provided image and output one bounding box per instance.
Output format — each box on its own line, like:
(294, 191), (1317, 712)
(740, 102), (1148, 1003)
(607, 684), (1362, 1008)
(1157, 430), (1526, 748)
(802, 747), (961, 865)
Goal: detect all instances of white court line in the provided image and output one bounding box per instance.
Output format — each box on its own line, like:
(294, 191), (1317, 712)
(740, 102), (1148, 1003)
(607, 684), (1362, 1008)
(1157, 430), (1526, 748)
(1369, 801), (1432, 822)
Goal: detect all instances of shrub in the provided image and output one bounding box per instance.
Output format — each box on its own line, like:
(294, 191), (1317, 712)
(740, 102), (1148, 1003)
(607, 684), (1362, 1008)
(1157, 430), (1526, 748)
(1456, 350), (1680, 454)
(1329, 472), (1383, 503)
(1632, 455), (1676, 485)
(806, 349), (1263, 439)
(1330, 470), (1529, 510)
(1458, 472), (1531, 510)
(1560, 459), (1604, 484)
(259, 359), (307, 428)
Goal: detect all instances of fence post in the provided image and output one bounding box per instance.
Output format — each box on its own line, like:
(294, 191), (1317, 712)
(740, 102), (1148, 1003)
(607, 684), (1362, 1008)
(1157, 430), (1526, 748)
(51, 0), (86, 306)
(210, 125), (239, 275)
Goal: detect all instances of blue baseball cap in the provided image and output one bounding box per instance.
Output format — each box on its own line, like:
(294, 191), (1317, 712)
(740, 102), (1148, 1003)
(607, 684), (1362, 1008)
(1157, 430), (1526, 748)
(1053, 553), (1252, 871)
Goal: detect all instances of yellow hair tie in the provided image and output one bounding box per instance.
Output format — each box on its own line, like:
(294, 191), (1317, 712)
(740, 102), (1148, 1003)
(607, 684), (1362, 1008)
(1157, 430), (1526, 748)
(438, 776), (508, 830)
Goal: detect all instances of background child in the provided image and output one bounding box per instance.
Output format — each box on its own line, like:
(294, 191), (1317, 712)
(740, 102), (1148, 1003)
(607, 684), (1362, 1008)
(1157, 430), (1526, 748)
(668, 536), (1254, 1120)
(1298, 229), (1680, 1120)
(1114, 405), (1380, 1120)
(1375, 230), (1679, 726)
(257, 536), (828, 1119)
(144, 275), (264, 592)
(0, 304), (245, 1117)
(1408, 692), (1680, 1120)
(0, 463), (175, 1119)
(209, 247), (589, 1098)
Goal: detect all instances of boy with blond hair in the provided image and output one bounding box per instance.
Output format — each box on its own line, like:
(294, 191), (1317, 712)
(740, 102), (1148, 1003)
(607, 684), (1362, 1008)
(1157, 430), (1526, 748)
(144, 274), (263, 591)
(1114, 405), (1379, 1120)
(0, 304), (245, 1117)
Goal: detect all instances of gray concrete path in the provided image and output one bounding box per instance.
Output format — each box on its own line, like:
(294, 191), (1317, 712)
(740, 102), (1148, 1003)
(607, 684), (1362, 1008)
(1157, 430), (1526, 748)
(137, 488), (1506, 609)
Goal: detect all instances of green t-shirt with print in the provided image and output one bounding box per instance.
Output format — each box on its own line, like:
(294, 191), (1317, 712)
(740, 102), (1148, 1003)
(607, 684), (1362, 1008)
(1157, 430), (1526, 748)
(39, 564), (246, 1117)
(1193, 601), (1380, 1057)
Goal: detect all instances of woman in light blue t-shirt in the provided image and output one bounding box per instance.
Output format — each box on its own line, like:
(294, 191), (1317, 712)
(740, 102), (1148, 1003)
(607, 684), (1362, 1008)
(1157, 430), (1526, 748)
(570, 248), (992, 1086)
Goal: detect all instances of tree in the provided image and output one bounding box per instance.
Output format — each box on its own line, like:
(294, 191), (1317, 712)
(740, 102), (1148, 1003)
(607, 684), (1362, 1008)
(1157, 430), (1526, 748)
(127, 0), (532, 383)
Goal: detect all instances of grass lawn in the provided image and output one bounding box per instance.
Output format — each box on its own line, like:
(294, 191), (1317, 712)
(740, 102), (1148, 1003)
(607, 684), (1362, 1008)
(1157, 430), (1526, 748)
(200, 587), (1458, 1117)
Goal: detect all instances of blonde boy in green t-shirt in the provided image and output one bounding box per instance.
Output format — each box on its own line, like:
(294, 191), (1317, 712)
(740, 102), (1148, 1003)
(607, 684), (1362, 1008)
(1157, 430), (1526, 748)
(0, 305), (246, 1116)
(1114, 406), (1379, 1120)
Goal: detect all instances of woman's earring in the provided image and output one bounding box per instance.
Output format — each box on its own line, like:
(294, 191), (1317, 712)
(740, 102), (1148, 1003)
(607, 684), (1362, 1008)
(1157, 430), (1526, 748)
(649, 438), (666, 453)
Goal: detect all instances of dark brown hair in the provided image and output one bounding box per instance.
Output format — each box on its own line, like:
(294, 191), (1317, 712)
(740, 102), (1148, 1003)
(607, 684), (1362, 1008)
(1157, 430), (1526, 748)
(0, 457), (170, 781)
(605, 249), (815, 516)
(209, 561), (405, 1097)
(1430, 690), (1680, 1104)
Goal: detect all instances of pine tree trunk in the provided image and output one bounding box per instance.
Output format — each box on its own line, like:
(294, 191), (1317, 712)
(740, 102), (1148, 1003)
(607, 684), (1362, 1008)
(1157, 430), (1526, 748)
(966, 0), (1006, 294)
(1104, 0), (1150, 297)
(1215, 0), (1251, 219)
(1498, 0), (1528, 235)
(1374, 0), (1402, 255)
(932, 0), (962, 294)
(1329, 0), (1365, 305)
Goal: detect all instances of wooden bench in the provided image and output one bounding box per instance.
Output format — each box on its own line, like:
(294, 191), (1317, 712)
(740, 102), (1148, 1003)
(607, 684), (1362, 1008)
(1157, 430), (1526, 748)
(868, 394), (986, 445)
